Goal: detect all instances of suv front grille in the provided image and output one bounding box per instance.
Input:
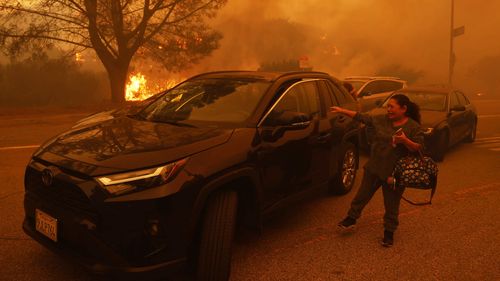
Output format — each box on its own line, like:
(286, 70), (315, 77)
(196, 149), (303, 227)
(25, 166), (99, 222)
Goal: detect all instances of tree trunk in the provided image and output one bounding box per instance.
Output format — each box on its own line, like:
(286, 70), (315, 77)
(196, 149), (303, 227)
(106, 63), (129, 104)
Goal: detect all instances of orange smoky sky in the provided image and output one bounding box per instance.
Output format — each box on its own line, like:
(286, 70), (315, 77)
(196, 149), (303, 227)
(195, 0), (500, 92)
(14, 0), (500, 94)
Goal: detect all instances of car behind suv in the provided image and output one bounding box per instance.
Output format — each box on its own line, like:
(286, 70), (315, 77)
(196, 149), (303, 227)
(343, 76), (407, 112)
(23, 71), (360, 280)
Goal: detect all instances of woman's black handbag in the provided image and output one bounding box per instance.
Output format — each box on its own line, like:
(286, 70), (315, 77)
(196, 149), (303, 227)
(393, 150), (438, 205)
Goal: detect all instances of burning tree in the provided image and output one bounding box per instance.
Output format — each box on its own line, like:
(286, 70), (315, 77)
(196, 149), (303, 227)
(0, 0), (226, 103)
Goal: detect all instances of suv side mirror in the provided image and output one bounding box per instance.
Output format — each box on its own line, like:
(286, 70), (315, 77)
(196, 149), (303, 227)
(264, 111), (311, 128)
(261, 111), (312, 141)
(450, 105), (466, 112)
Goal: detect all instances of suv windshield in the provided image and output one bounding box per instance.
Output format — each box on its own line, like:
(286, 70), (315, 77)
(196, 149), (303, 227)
(137, 78), (270, 125)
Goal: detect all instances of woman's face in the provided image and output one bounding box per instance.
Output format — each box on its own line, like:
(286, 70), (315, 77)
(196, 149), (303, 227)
(386, 98), (407, 120)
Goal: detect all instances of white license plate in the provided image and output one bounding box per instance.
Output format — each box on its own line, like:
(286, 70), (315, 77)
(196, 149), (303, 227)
(35, 209), (58, 242)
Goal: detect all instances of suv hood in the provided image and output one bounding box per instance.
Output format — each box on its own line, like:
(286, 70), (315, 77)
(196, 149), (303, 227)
(35, 116), (233, 176)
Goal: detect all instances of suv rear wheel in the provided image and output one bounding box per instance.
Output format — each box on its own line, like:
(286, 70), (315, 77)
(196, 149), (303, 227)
(330, 143), (358, 195)
(197, 190), (238, 281)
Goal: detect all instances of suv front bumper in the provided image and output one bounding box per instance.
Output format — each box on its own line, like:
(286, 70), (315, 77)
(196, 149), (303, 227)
(22, 217), (186, 279)
(23, 177), (189, 279)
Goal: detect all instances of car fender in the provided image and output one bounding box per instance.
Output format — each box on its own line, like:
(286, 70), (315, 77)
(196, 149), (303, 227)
(434, 122), (451, 137)
(188, 166), (262, 239)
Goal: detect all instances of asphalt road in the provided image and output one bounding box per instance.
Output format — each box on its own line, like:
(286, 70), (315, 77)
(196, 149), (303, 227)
(0, 100), (499, 281)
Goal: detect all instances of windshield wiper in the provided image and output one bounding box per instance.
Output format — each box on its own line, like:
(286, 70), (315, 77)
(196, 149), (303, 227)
(151, 119), (197, 128)
(127, 113), (146, 121)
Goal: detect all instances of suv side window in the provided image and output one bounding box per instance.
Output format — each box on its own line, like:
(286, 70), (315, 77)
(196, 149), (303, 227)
(359, 80), (402, 97)
(314, 81), (334, 114)
(326, 80), (352, 105)
(359, 81), (383, 96)
(318, 80), (338, 106)
(264, 81), (320, 125)
(382, 81), (404, 92)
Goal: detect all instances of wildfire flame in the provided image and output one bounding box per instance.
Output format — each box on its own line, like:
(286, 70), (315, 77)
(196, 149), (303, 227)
(75, 52), (84, 62)
(125, 72), (182, 101)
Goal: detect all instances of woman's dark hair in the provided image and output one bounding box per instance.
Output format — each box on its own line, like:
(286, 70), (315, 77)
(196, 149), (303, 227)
(390, 94), (421, 124)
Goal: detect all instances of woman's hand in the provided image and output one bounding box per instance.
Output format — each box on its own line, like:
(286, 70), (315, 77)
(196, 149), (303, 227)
(393, 131), (422, 151)
(392, 131), (408, 144)
(330, 106), (358, 118)
(330, 106), (344, 114)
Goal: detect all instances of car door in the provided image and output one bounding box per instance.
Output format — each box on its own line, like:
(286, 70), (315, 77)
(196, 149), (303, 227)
(306, 80), (337, 189)
(256, 80), (322, 207)
(456, 91), (475, 138)
(447, 91), (467, 144)
(321, 80), (355, 180)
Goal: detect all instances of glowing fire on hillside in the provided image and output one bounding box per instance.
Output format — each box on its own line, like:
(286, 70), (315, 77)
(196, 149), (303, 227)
(125, 72), (182, 101)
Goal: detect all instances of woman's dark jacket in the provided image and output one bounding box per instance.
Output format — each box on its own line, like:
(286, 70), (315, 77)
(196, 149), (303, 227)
(355, 112), (425, 180)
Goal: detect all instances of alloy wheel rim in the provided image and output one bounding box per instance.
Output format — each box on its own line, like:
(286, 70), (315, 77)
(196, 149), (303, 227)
(341, 149), (356, 187)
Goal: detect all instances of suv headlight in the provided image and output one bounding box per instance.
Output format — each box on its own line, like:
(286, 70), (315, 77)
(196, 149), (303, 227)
(95, 158), (188, 195)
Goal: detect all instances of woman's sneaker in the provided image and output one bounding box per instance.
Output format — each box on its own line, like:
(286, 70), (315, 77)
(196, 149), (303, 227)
(381, 230), (394, 247)
(338, 216), (356, 229)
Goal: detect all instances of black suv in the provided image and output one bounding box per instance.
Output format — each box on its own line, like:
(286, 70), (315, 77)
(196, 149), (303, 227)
(23, 71), (360, 280)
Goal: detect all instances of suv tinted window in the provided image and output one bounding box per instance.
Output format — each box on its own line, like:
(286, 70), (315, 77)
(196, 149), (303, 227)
(326, 81), (352, 105)
(360, 80), (403, 96)
(267, 81), (320, 120)
(318, 80), (337, 106)
(383, 81), (404, 92)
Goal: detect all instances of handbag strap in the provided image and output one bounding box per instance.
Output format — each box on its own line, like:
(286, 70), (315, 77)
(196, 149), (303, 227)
(400, 176), (437, 206)
(417, 148), (425, 161)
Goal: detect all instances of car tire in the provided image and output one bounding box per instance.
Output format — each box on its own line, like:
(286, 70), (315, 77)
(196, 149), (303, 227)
(432, 131), (449, 162)
(329, 143), (358, 195)
(465, 120), (477, 143)
(197, 190), (238, 281)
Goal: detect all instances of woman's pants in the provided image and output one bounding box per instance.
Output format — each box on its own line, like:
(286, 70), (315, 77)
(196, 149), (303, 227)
(347, 170), (405, 232)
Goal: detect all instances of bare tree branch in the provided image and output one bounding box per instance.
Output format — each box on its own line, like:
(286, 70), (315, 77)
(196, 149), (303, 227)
(0, 32), (92, 48)
(0, 0), (227, 103)
(0, 4), (87, 28)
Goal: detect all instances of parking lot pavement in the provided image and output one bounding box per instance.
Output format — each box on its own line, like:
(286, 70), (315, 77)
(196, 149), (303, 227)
(1, 101), (499, 281)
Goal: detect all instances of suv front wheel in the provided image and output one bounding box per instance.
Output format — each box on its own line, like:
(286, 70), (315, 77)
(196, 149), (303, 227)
(197, 190), (238, 281)
(329, 143), (358, 195)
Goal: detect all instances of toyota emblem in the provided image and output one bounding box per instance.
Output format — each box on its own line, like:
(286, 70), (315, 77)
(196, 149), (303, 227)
(41, 168), (54, 187)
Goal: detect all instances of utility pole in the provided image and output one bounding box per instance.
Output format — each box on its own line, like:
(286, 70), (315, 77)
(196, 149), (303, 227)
(448, 0), (465, 86)
(448, 0), (455, 86)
